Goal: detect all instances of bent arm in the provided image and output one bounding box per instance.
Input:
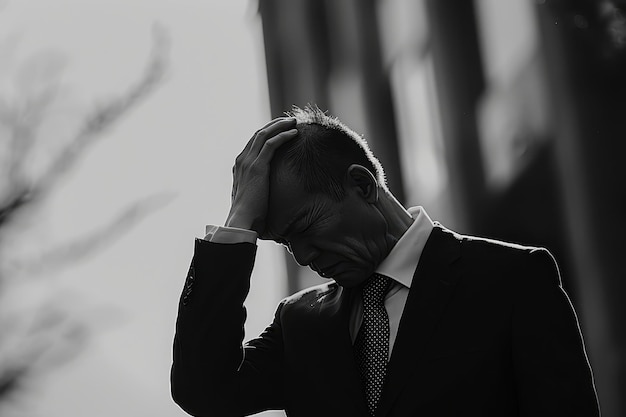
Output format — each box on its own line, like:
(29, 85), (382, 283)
(171, 238), (285, 416)
(512, 248), (600, 416)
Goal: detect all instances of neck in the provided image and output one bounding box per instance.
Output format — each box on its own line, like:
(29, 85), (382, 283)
(376, 190), (414, 241)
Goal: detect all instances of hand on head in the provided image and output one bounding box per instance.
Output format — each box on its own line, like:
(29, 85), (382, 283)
(225, 117), (298, 237)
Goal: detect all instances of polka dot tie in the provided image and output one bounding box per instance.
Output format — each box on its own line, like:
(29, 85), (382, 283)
(354, 273), (392, 416)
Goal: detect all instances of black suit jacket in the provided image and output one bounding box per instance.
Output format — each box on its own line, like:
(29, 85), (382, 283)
(171, 225), (600, 416)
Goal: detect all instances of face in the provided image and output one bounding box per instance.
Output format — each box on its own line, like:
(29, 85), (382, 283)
(265, 168), (394, 288)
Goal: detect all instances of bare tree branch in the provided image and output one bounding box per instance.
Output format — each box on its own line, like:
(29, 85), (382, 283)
(33, 25), (170, 199)
(0, 24), (169, 229)
(6, 85), (60, 184)
(0, 189), (32, 230)
(0, 22), (172, 409)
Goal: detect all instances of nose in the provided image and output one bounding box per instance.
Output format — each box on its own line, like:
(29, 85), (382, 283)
(289, 239), (319, 267)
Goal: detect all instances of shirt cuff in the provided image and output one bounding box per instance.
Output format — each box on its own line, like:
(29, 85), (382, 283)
(203, 225), (258, 244)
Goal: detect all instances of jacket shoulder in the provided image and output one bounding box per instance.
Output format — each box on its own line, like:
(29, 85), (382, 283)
(434, 223), (560, 286)
(435, 222), (543, 255)
(434, 223), (559, 283)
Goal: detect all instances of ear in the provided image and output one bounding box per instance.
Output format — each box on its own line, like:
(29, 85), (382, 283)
(346, 164), (378, 203)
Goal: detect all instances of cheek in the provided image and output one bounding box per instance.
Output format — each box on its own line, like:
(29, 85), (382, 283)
(327, 202), (387, 258)
(341, 224), (387, 262)
(353, 213), (391, 260)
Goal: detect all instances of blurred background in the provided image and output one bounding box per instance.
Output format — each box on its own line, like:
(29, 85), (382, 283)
(0, 0), (624, 416)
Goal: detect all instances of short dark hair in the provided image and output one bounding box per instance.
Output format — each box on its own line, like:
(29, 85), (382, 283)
(271, 105), (387, 200)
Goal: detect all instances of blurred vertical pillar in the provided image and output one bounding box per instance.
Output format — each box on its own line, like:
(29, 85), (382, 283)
(258, 0), (331, 115)
(423, 0), (486, 231)
(259, 0), (404, 292)
(323, 0), (405, 204)
(535, 1), (626, 415)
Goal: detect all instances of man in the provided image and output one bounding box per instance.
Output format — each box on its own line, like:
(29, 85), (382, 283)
(171, 106), (600, 416)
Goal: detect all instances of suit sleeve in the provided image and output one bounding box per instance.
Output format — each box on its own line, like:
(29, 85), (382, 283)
(512, 248), (600, 416)
(170, 238), (286, 416)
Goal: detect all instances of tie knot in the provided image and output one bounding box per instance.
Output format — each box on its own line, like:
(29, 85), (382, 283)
(362, 273), (391, 306)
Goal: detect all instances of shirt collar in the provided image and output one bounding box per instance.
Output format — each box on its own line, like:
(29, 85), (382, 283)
(375, 206), (434, 289)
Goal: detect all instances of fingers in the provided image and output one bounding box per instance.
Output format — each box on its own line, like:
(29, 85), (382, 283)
(249, 117), (296, 155)
(231, 117), (297, 200)
(236, 117), (295, 163)
(255, 128), (298, 163)
(240, 118), (283, 154)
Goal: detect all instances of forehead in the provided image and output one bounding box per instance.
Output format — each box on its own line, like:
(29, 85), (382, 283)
(267, 173), (311, 222)
(267, 173), (329, 234)
(269, 162), (304, 199)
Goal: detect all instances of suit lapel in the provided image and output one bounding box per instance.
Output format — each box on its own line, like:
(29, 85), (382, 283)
(316, 283), (369, 415)
(376, 225), (462, 416)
